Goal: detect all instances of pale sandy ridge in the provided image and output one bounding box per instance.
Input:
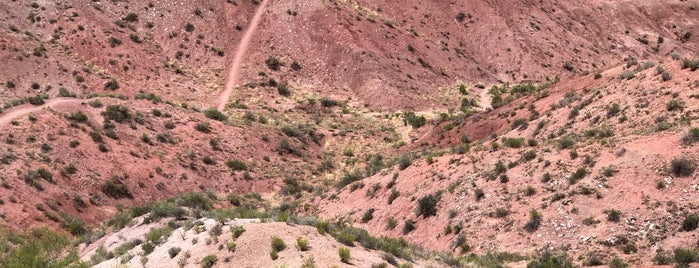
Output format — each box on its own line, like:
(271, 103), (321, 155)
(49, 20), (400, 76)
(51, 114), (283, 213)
(216, 0), (270, 111)
(0, 98), (82, 126)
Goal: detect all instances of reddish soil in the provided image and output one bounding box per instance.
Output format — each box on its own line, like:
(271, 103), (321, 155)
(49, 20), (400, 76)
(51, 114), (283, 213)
(0, 0), (698, 266)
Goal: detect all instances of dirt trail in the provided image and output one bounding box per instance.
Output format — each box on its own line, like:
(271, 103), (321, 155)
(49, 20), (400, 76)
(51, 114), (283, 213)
(0, 98), (82, 126)
(217, 0), (269, 111)
(479, 86), (492, 111)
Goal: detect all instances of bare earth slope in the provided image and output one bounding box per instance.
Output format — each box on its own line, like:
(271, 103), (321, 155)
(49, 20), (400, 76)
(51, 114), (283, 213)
(0, 0), (698, 266)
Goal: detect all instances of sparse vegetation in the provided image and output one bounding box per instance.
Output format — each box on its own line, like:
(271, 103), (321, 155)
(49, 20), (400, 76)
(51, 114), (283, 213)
(671, 157), (695, 177)
(339, 247), (351, 263)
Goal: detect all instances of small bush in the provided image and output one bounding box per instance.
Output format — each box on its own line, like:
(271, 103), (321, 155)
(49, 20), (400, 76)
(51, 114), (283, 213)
(271, 236), (285, 252)
(266, 56), (281, 71)
(682, 128), (699, 145)
(277, 82), (290, 96)
(195, 122), (211, 133)
(671, 157), (695, 177)
(609, 257), (628, 268)
(200, 254), (217, 268)
(226, 241), (236, 252)
(203, 108), (227, 121)
(102, 105), (129, 123)
(681, 214), (699, 231)
(416, 194), (439, 218)
(527, 251), (573, 268)
(231, 226), (245, 239)
(617, 71), (635, 80)
(339, 247), (351, 263)
(666, 99), (685, 112)
(503, 137), (524, 148)
(296, 237), (309, 251)
(522, 150), (537, 161)
(141, 242), (154, 255)
(569, 167), (587, 184)
(184, 23), (195, 32)
(523, 209), (542, 232)
(361, 208), (375, 223)
(168, 247), (181, 258)
(108, 37), (122, 48)
(387, 190), (399, 205)
(101, 179), (132, 199)
(674, 248), (699, 265)
(403, 112), (426, 128)
(225, 160), (247, 171)
(402, 220), (415, 234)
(604, 209), (622, 222)
(557, 137), (575, 149)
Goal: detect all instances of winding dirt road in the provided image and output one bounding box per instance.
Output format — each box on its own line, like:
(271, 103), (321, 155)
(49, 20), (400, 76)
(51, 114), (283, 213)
(0, 98), (82, 126)
(217, 0), (270, 111)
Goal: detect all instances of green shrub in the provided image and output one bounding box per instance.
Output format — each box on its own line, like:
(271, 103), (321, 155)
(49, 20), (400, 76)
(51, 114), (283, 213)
(666, 99), (685, 111)
(527, 251), (573, 268)
(266, 56), (281, 71)
(231, 226), (245, 239)
(145, 226), (172, 244)
(277, 82), (290, 96)
(225, 159), (247, 171)
(67, 111), (88, 123)
(184, 23), (195, 32)
(168, 247), (181, 258)
(270, 250), (278, 260)
(200, 254), (217, 268)
(271, 236), (285, 252)
(524, 209), (542, 232)
(653, 249), (673, 265)
(606, 103), (621, 118)
(617, 71), (635, 80)
(557, 137), (574, 149)
(604, 209), (622, 222)
(522, 150), (537, 161)
(203, 108), (227, 121)
(102, 105), (129, 123)
(402, 112), (426, 128)
(416, 194), (439, 218)
(681, 214), (699, 231)
(361, 208), (375, 223)
(674, 247), (698, 265)
(503, 138), (524, 148)
(682, 128), (699, 145)
(387, 190), (399, 205)
(195, 122), (211, 133)
(402, 220), (415, 234)
(671, 157), (695, 176)
(226, 241), (236, 252)
(523, 186), (536, 196)
(101, 179), (132, 199)
(296, 237), (309, 251)
(681, 58), (698, 71)
(339, 247), (351, 263)
(568, 167), (587, 184)
(141, 242), (154, 255)
(397, 155), (412, 170)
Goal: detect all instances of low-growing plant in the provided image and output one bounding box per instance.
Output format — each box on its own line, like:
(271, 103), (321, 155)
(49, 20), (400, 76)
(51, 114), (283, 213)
(200, 254), (217, 268)
(271, 236), (286, 252)
(297, 237), (309, 251)
(524, 209), (542, 232)
(416, 193), (440, 218)
(168, 247), (181, 258)
(671, 157), (695, 176)
(339, 247), (351, 263)
(681, 214), (699, 231)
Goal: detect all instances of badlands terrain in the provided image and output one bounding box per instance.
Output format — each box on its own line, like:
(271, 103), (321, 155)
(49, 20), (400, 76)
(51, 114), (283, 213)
(0, 0), (699, 267)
